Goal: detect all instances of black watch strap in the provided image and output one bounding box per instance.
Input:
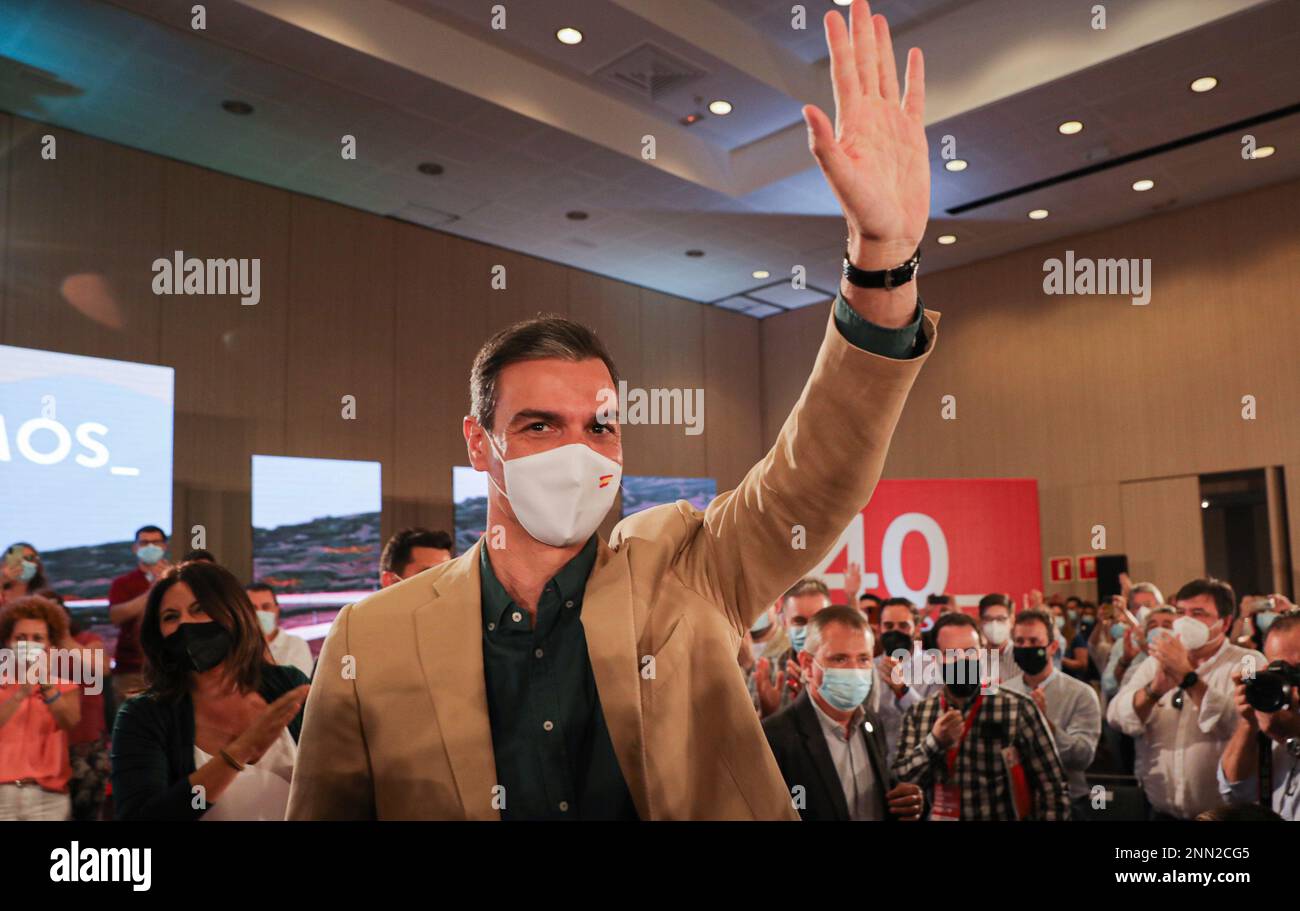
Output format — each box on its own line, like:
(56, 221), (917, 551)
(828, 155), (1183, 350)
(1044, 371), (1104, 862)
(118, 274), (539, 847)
(842, 245), (921, 290)
(1180, 670), (1199, 690)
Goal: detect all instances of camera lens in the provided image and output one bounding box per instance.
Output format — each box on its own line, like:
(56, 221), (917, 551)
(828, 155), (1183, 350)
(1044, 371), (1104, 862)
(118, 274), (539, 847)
(1245, 669), (1291, 714)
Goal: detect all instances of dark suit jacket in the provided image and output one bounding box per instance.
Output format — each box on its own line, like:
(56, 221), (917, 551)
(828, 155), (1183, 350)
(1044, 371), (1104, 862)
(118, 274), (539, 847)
(762, 690), (897, 821)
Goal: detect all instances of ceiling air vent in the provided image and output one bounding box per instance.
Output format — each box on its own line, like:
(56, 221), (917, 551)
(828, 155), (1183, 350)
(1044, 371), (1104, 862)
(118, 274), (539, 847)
(594, 42), (706, 101)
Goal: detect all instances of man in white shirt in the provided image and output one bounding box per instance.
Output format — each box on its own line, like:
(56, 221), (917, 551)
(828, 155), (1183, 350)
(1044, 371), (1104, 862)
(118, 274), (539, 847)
(1002, 609), (1101, 819)
(1218, 613), (1300, 820)
(246, 583), (314, 678)
(1106, 578), (1263, 819)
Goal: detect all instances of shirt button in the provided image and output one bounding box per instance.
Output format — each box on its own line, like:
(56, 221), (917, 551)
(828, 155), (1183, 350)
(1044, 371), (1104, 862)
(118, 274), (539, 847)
(543, 720), (554, 732)
(565, 600), (574, 609)
(558, 801), (569, 812)
(511, 611), (522, 623)
(534, 648), (544, 659)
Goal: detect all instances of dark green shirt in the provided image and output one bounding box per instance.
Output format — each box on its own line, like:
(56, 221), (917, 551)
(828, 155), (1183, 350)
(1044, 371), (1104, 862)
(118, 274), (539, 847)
(479, 535), (638, 820)
(476, 296), (924, 820)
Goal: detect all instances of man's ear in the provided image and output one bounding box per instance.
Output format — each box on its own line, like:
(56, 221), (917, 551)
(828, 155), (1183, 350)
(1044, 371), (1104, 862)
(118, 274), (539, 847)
(798, 651), (814, 674)
(464, 416), (490, 471)
(379, 571), (400, 589)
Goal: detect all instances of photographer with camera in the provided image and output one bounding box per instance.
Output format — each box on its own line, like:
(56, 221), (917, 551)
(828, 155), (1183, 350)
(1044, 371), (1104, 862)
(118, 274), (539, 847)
(1219, 613), (1300, 820)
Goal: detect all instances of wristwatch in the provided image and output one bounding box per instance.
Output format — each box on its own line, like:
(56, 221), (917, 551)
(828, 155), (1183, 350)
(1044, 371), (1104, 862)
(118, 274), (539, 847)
(1179, 671), (1199, 691)
(1286, 737), (1300, 759)
(842, 245), (921, 290)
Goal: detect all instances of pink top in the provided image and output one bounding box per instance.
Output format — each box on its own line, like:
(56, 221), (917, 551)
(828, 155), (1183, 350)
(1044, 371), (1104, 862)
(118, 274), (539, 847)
(0, 683), (79, 792)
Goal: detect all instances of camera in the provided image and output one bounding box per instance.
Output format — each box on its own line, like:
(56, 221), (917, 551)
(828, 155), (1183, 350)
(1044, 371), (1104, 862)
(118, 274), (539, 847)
(1244, 660), (1300, 713)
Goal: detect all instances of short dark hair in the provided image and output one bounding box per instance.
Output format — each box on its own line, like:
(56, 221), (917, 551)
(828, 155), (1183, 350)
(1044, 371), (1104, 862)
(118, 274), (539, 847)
(1265, 613), (1300, 648)
(134, 525), (167, 543)
(470, 315), (620, 432)
(1173, 577), (1237, 621)
(180, 549), (216, 563)
(858, 592), (883, 606)
(978, 593), (1012, 617)
(141, 562), (266, 703)
(380, 527), (454, 576)
(880, 597), (919, 622)
(1014, 608), (1054, 642)
(932, 611), (979, 643)
(245, 582), (278, 604)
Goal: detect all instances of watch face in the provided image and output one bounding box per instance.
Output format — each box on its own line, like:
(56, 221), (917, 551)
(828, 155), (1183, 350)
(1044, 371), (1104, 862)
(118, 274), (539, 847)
(1288, 738), (1300, 759)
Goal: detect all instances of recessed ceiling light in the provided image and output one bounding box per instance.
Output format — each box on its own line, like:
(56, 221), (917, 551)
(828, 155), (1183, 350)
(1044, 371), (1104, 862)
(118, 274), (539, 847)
(709, 100), (733, 116)
(1058, 120), (1084, 135)
(945, 159), (968, 172)
(685, 249), (705, 257)
(832, 0), (852, 6)
(752, 269), (770, 279)
(937, 234), (957, 245)
(1190, 76), (1218, 93)
(1028, 209), (1049, 220)
(556, 27), (583, 45)
(417, 162), (444, 176)
(565, 210), (588, 220)
(221, 100), (253, 115)
(1250, 145), (1276, 159)
(1132, 178), (1155, 192)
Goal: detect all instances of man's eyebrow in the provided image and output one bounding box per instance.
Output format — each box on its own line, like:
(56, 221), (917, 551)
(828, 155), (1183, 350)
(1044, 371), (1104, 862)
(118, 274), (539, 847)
(506, 409), (563, 426)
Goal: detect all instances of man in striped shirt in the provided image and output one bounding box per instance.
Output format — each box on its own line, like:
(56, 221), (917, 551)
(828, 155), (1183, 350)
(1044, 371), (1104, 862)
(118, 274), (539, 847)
(893, 612), (1071, 820)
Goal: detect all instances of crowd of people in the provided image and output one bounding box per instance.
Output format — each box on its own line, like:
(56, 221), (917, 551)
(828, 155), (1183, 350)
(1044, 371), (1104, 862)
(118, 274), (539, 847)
(742, 570), (1299, 821)
(1, 525), (1296, 821)
(0, 525), (451, 820)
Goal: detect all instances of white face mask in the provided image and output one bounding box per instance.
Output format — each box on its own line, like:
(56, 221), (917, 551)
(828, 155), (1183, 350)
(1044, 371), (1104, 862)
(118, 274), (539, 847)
(485, 432), (621, 547)
(982, 619), (1010, 646)
(257, 610), (278, 635)
(1172, 615), (1215, 651)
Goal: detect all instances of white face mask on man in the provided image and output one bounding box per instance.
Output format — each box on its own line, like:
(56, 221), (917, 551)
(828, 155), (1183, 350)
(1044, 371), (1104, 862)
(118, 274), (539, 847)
(1172, 614), (1218, 651)
(484, 430), (621, 548)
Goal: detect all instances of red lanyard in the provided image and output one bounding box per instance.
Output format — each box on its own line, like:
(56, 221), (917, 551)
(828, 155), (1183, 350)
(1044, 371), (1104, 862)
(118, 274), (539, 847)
(939, 693), (984, 774)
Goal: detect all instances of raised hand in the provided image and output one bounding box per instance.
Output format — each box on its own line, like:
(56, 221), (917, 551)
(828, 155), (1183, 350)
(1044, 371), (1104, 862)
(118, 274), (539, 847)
(804, 0), (929, 279)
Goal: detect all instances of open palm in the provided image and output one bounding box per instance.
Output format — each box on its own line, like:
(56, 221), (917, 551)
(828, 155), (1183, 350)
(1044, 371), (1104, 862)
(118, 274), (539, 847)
(804, 0), (930, 267)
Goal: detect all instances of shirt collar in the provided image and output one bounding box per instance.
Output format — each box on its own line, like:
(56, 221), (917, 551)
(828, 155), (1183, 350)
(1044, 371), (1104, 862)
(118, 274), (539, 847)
(809, 691), (864, 742)
(478, 533), (599, 628)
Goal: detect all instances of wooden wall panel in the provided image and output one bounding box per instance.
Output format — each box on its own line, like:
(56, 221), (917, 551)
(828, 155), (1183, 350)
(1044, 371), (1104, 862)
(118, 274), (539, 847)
(4, 118), (164, 364)
(160, 159), (292, 576)
(761, 177), (1300, 597)
(1119, 476), (1205, 596)
(704, 306), (763, 492)
(284, 196), (395, 460)
(633, 288), (707, 479)
(1284, 463), (1300, 599)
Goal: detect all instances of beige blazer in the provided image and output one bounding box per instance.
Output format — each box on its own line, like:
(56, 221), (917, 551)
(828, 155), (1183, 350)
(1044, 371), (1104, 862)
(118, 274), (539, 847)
(287, 309), (938, 819)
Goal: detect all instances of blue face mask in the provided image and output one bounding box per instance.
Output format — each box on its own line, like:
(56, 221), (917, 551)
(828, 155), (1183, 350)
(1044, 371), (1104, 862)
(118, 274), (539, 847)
(136, 543), (165, 565)
(1146, 627), (1171, 646)
(1067, 610), (1079, 622)
(1255, 611), (1279, 633)
(750, 612), (772, 635)
(787, 625), (808, 654)
(1110, 622), (1126, 641)
(816, 663), (873, 711)
(19, 560), (38, 583)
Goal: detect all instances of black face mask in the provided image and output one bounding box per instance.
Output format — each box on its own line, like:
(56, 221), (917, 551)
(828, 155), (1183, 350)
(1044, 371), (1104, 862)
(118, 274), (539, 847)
(942, 659), (982, 699)
(160, 622), (233, 674)
(1013, 645), (1049, 676)
(881, 630), (913, 657)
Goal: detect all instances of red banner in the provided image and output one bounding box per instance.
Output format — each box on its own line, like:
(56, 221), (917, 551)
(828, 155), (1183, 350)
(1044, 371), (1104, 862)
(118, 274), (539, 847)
(812, 479), (1043, 612)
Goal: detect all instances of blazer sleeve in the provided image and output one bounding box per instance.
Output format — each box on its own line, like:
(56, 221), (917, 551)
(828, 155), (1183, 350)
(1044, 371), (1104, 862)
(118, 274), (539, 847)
(672, 308), (938, 629)
(110, 697), (206, 821)
(286, 604), (376, 820)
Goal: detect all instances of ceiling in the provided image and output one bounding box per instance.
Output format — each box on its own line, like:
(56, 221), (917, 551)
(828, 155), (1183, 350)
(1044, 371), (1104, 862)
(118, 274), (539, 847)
(0, 0), (1296, 317)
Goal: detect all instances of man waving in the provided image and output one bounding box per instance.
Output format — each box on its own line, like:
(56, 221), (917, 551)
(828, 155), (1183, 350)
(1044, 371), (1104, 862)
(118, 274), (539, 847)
(288, 0), (937, 820)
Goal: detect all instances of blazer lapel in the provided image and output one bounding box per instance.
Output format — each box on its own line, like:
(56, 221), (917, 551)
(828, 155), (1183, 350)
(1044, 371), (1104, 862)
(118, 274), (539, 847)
(413, 538), (500, 820)
(578, 538), (651, 819)
(794, 693), (851, 821)
(860, 710), (894, 806)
